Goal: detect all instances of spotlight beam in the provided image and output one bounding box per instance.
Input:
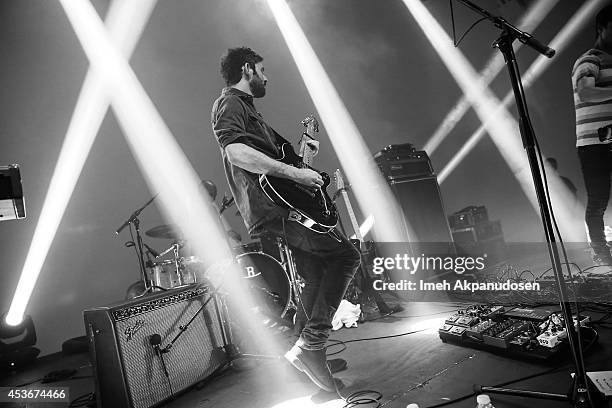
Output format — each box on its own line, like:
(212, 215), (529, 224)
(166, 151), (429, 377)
(403, 0), (537, 204)
(58, 0), (282, 354)
(437, 0), (605, 183)
(266, 0), (409, 242)
(58, 0), (230, 271)
(423, 0), (558, 155)
(402, 0), (585, 240)
(5, 0), (157, 326)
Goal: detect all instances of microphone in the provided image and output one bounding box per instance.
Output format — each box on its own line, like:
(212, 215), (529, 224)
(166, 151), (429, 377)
(143, 243), (160, 258)
(149, 333), (162, 355)
(149, 334), (170, 378)
(115, 219), (131, 235)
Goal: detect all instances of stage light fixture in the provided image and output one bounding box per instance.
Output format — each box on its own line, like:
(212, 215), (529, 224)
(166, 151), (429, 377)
(0, 313), (40, 372)
(59, 0), (283, 356)
(403, 0), (585, 240)
(266, 0), (410, 243)
(423, 0), (558, 155)
(5, 0), (157, 327)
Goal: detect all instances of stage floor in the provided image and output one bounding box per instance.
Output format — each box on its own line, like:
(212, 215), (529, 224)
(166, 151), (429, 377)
(2, 299), (611, 408)
(2, 244), (612, 408)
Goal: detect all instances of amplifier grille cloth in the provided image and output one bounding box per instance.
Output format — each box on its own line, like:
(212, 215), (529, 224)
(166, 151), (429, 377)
(114, 292), (225, 408)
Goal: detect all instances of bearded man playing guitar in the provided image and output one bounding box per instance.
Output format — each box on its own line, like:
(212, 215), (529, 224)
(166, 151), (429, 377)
(211, 47), (360, 392)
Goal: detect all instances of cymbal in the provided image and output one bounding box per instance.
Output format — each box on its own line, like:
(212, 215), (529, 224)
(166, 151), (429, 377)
(145, 224), (182, 239)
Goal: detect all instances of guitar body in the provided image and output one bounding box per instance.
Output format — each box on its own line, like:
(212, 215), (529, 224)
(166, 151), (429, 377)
(259, 143), (338, 233)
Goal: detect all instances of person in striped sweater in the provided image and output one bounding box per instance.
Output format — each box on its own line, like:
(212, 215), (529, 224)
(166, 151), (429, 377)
(572, 4), (612, 265)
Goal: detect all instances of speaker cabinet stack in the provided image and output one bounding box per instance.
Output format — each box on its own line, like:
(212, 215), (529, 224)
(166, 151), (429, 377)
(83, 285), (228, 408)
(375, 144), (454, 253)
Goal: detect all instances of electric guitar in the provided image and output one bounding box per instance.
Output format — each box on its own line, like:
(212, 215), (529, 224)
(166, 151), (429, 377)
(259, 115), (338, 233)
(335, 169), (395, 314)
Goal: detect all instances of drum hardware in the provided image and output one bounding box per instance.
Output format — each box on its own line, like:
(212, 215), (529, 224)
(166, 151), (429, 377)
(229, 235), (306, 329)
(142, 243), (160, 258)
(274, 236), (305, 320)
(156, 240), (184, 259)
(178, 256), (202, 285)
(146, 256), (200, 291)
(232, 241), (262, 254)
(236, 251), (292, 321)
(145, 235), (190, 289)
(172, 242), (182, 286)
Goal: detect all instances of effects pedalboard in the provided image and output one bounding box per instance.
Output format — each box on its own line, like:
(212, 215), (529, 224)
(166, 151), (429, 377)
(439, 305), (591, 360)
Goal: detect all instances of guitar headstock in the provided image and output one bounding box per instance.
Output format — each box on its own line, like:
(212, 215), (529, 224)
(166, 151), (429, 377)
(301, 114), (319, 139)
(334, 169), (345, 191)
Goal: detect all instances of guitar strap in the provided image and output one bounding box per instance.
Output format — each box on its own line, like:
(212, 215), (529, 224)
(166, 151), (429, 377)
(287, 209), (341, 242)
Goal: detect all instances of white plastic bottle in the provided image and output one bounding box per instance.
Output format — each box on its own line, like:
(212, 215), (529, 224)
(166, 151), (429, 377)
(476, 394), (495, 408)
(406, 404), (419, 408)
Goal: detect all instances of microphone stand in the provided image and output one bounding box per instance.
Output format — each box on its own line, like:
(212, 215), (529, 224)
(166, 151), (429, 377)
(159, 282), (279, 364)
(454, 1), (595, 406)
(115, 194), (158, 291)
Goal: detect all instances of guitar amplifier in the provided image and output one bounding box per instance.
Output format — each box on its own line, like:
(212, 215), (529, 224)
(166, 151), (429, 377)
(451, 220), (503, 244)
(83, 285), (228, 408)
(448, 206), (489, 229)
(375, 144), (433, 181)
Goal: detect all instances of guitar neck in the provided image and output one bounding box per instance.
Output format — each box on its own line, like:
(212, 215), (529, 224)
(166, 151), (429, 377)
(340, 189), (364, 248)
(299, 134), (315, 167)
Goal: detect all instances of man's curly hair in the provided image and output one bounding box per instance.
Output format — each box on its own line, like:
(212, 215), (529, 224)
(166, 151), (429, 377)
(220, 47), (263, 86)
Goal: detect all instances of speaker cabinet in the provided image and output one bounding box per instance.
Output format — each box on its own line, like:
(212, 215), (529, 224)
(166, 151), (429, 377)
(83, 285), (228, 408)
(389, 176), (454, 251)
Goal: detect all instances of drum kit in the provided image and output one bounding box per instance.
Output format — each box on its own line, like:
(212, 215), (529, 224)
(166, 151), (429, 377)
(142, 224), (199, 290)
(141, 223), (302, 325)
(118, 180), (304, 327)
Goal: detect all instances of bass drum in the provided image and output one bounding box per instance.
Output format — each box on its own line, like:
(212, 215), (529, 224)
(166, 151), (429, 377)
(235, 252), (291, 320)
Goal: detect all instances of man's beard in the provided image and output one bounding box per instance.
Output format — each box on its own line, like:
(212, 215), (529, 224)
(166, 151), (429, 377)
(249, 75), (266, 98)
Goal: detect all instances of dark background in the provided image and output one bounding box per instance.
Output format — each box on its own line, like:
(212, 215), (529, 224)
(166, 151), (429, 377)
(0, 0), (602, 355)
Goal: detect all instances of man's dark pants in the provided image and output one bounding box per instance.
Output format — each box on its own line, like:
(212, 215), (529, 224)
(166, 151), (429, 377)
(263, 218), (360, 351)
(578, 144), (612, 246)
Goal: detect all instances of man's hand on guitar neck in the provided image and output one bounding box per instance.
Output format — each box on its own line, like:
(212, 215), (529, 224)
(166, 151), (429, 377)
(225, 143), (324, 188)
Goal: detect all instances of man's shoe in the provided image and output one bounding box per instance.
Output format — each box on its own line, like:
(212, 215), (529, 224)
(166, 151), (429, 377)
(327, 358), (347, 374)
(284, 345), (336, 392)
(378, 303), (404, 315)
(593, 252), (612, 266)
(591, 243), (612, 266)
